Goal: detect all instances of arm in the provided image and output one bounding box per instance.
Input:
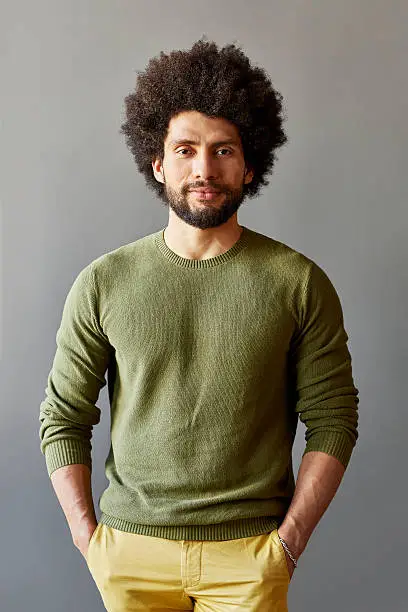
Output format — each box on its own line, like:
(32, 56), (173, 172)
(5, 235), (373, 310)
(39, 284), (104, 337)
(50, 464), (97, 558)
(39, 261), (111, 474)
(281, 262), (359, 575)
(39, 262), (112, 553)
(278, 450), (345, 573)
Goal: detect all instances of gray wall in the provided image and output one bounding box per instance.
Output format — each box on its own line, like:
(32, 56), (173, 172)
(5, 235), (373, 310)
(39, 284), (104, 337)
(1, 1), (407, 610)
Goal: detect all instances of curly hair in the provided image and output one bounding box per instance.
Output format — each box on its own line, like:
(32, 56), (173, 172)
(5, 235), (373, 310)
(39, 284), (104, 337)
(120, 37), (288, 202)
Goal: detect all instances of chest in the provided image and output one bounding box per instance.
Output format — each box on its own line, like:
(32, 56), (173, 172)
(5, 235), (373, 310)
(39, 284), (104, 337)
(101, 268), (296, 377)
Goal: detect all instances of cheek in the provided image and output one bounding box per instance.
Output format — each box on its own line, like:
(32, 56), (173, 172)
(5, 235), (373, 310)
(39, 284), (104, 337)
(167, 162), (190, 184)
(224, 160), (245, 178)
(225, 169), (245, 188)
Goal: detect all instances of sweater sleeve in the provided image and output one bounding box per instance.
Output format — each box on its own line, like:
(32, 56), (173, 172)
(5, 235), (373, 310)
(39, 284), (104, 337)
(289, 261), (359, 469)
(39, 262), (112, 477)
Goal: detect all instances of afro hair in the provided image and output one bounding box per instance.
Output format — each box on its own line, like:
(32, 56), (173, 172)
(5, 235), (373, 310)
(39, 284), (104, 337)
(120, 37), (288, 202)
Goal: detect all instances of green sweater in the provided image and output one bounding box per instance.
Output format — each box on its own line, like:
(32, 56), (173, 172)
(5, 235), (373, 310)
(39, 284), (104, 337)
(39, 225), (359, 541)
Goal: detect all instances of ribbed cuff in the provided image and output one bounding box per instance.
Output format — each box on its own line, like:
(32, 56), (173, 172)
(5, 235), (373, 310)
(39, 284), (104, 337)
(44, 439), (91, 476)
(303, 431), (355, 469)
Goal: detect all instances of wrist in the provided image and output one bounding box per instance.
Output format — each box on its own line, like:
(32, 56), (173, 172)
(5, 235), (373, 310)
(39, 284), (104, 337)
(277, 532), (298, 568)
(71, 517), (97, 548)
(277, 520), (308, 560)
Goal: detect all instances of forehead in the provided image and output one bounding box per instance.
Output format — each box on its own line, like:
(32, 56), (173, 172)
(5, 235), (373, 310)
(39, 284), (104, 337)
(165, 110), (242, 145)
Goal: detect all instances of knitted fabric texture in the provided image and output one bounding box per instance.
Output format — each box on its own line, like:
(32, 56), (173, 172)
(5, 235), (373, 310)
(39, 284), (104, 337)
(39, 226), (359, 540)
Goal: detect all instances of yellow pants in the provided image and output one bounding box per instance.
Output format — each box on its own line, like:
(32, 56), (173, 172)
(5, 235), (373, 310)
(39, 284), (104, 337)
(86, 523), (291, 611)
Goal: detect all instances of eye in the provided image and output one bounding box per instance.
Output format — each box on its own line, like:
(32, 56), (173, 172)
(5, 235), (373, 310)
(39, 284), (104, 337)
(175, 147), (233, 156)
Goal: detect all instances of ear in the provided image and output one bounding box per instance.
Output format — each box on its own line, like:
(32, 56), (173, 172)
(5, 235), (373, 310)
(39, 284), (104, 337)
(152, 158), (165, 184)
(244, 164), (254, 185)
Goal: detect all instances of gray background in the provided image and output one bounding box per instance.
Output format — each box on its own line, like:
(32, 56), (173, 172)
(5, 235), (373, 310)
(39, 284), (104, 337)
(1, 1), (407, 610)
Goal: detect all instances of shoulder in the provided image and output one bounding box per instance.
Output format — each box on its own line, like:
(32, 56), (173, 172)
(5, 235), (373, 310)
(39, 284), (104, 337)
(245, 226), (318, 284)
(245, 227), (342, 321)
(85, 230), (158, 280)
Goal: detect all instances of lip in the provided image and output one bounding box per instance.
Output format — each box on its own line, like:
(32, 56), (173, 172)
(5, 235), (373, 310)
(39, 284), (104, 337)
(191, 189), (221, 201)
(191, 189), (220, 194)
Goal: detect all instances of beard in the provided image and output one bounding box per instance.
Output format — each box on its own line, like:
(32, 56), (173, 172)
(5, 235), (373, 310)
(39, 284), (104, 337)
(162, 176), (247, 230)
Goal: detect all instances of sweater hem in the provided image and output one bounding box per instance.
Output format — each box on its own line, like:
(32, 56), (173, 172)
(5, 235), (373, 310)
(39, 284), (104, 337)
(99, 513), (281, 541)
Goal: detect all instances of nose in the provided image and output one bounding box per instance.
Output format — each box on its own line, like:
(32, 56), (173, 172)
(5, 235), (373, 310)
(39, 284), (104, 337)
(192, 151), (219, 182)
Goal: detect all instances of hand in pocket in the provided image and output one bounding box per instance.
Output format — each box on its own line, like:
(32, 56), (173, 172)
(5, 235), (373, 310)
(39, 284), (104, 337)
(74, 521), (99, 561)
(283, 548), (296, 581)
(276, 529), (296, 581)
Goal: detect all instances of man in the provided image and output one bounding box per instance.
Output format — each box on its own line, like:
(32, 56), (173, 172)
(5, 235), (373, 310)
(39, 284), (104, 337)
(39, 38), (359, 611)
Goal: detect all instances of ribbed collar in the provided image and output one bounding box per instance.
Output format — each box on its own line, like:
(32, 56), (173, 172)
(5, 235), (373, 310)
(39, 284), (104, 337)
(154, 225), (251, 269)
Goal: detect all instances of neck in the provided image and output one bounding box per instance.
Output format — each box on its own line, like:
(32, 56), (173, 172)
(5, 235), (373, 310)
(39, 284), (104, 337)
(163, 216), (243, 261)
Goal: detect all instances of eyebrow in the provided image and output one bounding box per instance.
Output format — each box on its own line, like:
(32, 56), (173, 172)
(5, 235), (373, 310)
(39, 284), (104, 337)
(169, 138), (239, 148)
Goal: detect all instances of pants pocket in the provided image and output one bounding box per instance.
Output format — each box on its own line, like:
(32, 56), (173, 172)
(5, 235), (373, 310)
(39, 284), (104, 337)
(240, 530), (290, 607)
(85, 521), (102, 567)
(272, 529), (291, 582)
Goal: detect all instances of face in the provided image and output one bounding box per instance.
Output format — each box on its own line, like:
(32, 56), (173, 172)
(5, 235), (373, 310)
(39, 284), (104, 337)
(152, 111), (254, 229)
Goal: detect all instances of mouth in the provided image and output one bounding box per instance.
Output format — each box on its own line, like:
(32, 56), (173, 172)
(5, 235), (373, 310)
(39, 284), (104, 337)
(190, 189), (221, 201)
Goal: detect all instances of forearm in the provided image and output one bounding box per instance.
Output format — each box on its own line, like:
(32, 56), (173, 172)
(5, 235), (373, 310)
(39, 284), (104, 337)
(279, 450), (346, 560)
(50, 463), (97, 548)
